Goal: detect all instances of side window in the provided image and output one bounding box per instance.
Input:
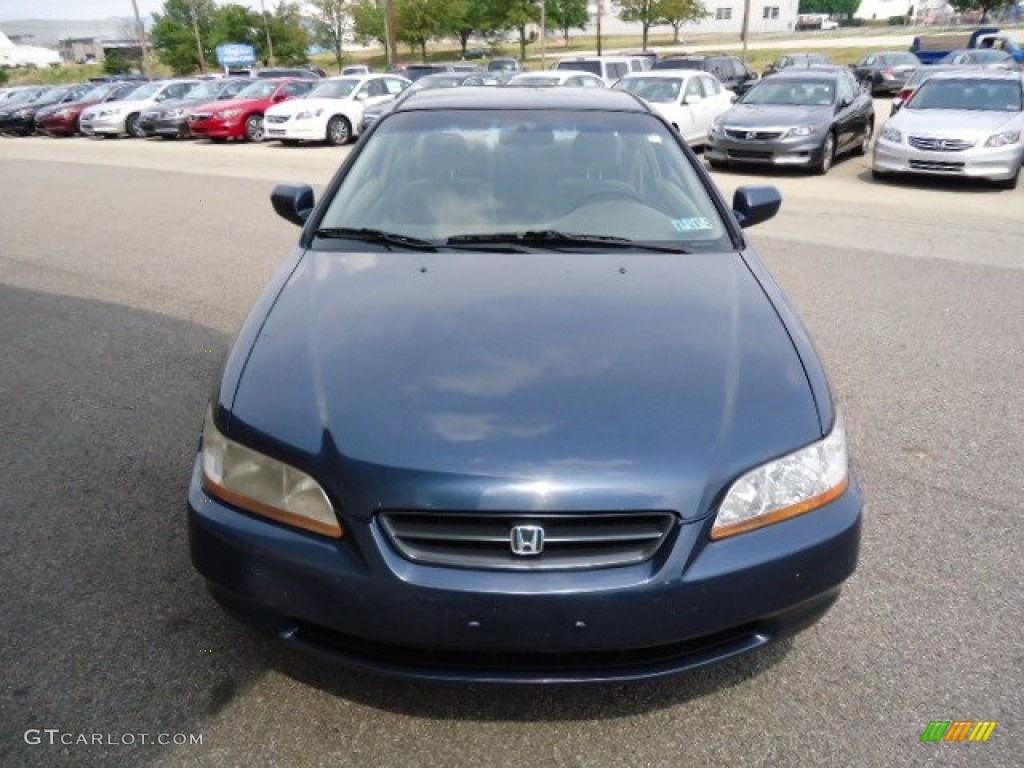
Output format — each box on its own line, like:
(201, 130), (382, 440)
(730, 59), (748, 79)
(566, 77), (582, 87)
(283, 82), (311, 97)
(863, 56), (877, 67)
(709, 59), (728, 81)
(384, 78), (406, 95)
(609, 62), (629, 80)
(699, 76), (721, 98)
(684, 78), (702, 101)
(837, 76), (854, 105)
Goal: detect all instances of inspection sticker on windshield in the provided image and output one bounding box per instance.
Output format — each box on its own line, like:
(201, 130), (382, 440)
(672, 217), (713, 231)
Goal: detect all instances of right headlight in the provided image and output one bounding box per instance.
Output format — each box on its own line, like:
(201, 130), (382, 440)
(879, 124), (902, 143)
(711, 414), (849, 540)
(201, 408), (342, 538)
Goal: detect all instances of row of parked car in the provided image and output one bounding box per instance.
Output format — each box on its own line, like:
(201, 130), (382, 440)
(2, 55), (1022, 189)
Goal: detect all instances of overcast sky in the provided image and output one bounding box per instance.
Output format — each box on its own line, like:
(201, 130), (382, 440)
(0, 1), (270, 22)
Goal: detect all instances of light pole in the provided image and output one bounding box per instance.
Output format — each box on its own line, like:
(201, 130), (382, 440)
(259, 0), (274, 65)
(129, 0), (147, 76)
(540, 0), (546, 67)
(596, 0), (603, 56)
(189, 0), (205, 73)
(740, 0), (751, 62)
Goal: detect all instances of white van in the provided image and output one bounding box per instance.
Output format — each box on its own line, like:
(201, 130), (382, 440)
(555, 56), (633, 86)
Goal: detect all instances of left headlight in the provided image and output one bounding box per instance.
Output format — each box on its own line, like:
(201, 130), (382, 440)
(783, 123), (825, 138)
(984, 130), (1021, 148)
(219, 108), (242, 119)
(879, 124), (902, 143)
(711, 414), (849, 540)
(200, 409), (342, 538)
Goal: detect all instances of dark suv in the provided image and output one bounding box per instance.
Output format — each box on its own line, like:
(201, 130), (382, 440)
(653, 54), (759, 95)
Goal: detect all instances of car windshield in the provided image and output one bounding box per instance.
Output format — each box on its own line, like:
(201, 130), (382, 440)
(508, 75), (564, 87)
(741, 79), (835, 106)
(236, 81), (278, 99)
(909, 78), (1022, 111)
(81, 83), (116, 101)
(185, 81), (223, 100)
(32, 87), (69, 106)
(309, 79), (360, 98)
(5, 88), (44, 105)
(556, 61), (602, 77)
(129, 82), (162, 100)
(317, 110), (730, 249)
(613, 77), (682, 103)
(882, 53), (919, 66)
(652, 59), (702, 71)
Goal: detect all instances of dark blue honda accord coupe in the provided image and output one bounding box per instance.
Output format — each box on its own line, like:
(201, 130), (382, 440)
(188, 88), (862, 683)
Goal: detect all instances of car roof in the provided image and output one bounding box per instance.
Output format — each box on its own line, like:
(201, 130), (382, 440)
(768, 67), (848, 79)
(618, 70), (700, 79)
(926, 69), (1022, 81)
(393, 86), (649, 113)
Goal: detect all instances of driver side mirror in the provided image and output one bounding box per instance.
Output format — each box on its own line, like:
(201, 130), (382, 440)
(271, 184), (315, 227)
(732, 186), (781, 229)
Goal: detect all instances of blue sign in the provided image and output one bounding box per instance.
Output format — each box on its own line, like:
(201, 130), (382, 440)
(216, 43), (256, 67)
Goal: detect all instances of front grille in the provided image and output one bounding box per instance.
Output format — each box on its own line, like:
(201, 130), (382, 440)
(725, 128), (783, 141)
(291, 619), (762, 678)
(909, 159), (965, 172)
(727, 150), (775, 160)
(265, 114), (290, 124)
(378, 511), (677, 571)
(908, 136), (975, 152)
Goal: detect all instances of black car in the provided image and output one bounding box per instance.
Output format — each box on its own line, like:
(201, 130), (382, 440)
(0, 84), (91, 136)
(188, 86), (862, 683)
(139, 77), (254, 139)
(763, 53), (831, 77)
(705, 67), (875, 174)
(653, 54), (759, 95)
(401, 63), (456, 81)
(850, 51), (921, 96)
(486, 57), (521, 73)
(360, 71), (481, 131)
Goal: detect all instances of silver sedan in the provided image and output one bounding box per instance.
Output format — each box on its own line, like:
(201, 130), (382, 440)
(872, 71), (1024, 189)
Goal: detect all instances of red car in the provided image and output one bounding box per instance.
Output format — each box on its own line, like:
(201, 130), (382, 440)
(35, 81), (142, 137)
(187, 78), (315, 142)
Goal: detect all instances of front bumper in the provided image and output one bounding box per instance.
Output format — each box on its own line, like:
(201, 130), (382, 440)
(140, 112), (190, 138)
(79, 113), (126, 136)
(706, 133), (828, 167)
(187, 114), (243, 139)
(264, 118), (326, 142)
(36, 113), (79, 136)
(188, 457), (862, 683)
(0, 114), (35, 135)
(873, 138), (1023, 181)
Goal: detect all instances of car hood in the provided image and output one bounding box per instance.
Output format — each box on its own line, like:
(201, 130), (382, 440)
(891, 108), (1021, 137)
(195, 97), (269, 114)
(722, 103), (833, 127)
(268, 97), (356, 116)
(228, 250), (821, 522)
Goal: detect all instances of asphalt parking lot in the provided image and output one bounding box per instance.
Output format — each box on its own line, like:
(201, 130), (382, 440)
(1, 125), (1021, 767)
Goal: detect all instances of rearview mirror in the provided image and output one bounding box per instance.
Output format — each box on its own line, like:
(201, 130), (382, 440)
(732, 186), (781, 229)
(271, 184), (315, 226)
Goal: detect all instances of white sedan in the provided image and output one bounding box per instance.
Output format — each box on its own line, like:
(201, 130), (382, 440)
(263, 74), (411, 145)
(612, 70), (736, 147)
(505, 70), (607, 89)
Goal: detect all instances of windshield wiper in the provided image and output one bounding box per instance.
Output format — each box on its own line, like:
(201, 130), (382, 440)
(445, 231), (691, 253)
(313, 227), (438, 251)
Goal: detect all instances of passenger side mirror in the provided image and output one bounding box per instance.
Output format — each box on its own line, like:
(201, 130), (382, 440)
(271, 184), (315, 226)
(732, 186), (781, 229)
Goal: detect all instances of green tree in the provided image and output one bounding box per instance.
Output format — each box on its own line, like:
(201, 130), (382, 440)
(103, 47), (132, 74)
(352, 0), (386, 55)
(797, 0), (860, 14)
(547, 0), (588, 45)
(451, 0), (498, 58)
(948, 0), (1010, 20)
(311, 0), (354, 72)
(267, 2), (311, 65)
(151, 0), (217, 74)
(211, 2), (261, 53)
(0, 68), (10, 86)
(657, 0), (707, 44)
(618, 0), (660, 51)
(396, 0), (463, 60)
(492, 0), (540, 62)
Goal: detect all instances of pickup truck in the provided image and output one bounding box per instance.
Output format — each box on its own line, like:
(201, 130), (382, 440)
(910, 27), (1024, 64)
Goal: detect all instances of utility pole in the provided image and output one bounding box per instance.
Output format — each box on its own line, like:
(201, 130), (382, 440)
(129, 0), (147, 76)
(540, 0), (546, 67)
(259, 0), (275, 65)
(384, 0), (397, 67)
(596, 0), (603, 56)
(189, 0), (205, 73)
(740, 0), (751, 62)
